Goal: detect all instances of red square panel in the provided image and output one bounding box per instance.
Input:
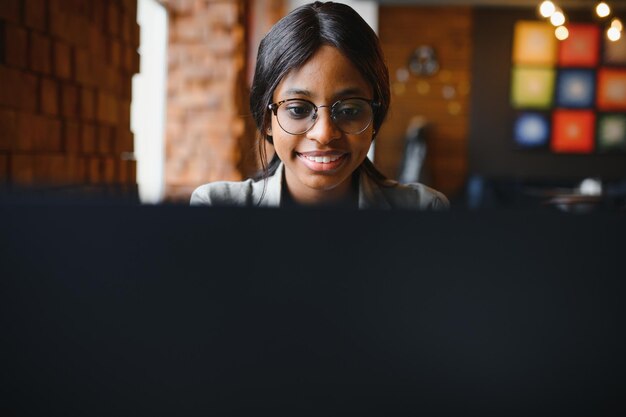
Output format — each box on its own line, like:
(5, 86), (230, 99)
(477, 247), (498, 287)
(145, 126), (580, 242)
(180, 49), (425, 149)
(597, 68), (626, 111)
(551, 110), (595, 153)
(558, 24), (600, 67)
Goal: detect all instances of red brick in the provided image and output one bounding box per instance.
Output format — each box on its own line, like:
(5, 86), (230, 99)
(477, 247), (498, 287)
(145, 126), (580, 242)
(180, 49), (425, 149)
(74, 47), (93, 85)
(49, 4), (68, 41)
(0, 66), (38, 112)
(2, 23), (28, 68)
(121, 14), (131, 43)
(74, 0), (90, 18)
(0, 0), (21, 23)
(117, 157), (127, 182)
(34, 154), (67, 185)
(29, 31), (52, 74)
(126, 159), (136, 184)
(65, 155), (86, 184)
(16, 113), (62, 152)
(61, 82), (79, 119)
(46, 118), (62, 151)
(70, 16), (90, 48)
(0, 109), (17, 150)
(115, 127), (134, 154)
(122, 0), (137, 17)
(14, 114), (33, 151)
(103, 157), (116, 184)
(121, 75), (132, 99)
(109, 38), (121, 68)
(102, 65), (120, 92)
(0, 153), (7, 182)
(12, 154), (35, 184)
(40, 77), (59, 116)
(118, 99), (131, 128)
(117, 158), (137, 185)
(53, 41), (72, 79)
(96, 90), (119, 124)
(80, 87), (95, 120)
(107, 2), (120, 36)
(122, 44), (132, 73)
(87, 156), (101, 184)
(131, 48), (140, 74)
(98, 125), (113, 154)
(88, 27), (106, 61)
(64, 120), (80, 153)
(81, 123), (96, 154)
(131, 19), (140, 49)
(24, 0), (48, 32)
(92, 1), (106, 33)
(48, 0), (66, 15)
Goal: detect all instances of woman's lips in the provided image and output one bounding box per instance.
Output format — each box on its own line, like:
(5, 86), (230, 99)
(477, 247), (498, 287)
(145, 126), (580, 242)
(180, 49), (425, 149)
(296, 152), (348, 172)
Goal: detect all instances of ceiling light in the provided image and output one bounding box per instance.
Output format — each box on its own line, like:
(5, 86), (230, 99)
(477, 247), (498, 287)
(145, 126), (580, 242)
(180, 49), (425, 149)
(539, 1), (556, 18)
(555, 25), (569, 40)
(596, 2), (611, 18)
(550, 9), (566, 26)
(610, 18), (623, 31)
(607, 26), (621, 41)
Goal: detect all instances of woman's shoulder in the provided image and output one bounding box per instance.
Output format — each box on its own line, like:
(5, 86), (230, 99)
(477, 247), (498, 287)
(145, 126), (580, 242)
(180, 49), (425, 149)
(190, 178), (258, 206)
(383, 181), (450, 210)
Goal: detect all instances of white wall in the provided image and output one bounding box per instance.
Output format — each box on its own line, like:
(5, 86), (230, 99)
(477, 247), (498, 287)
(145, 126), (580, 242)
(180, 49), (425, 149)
(131, 0), (167, 204)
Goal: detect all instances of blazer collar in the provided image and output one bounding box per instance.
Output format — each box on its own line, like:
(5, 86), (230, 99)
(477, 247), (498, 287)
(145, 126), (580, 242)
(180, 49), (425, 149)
(263, 162), (391, 209)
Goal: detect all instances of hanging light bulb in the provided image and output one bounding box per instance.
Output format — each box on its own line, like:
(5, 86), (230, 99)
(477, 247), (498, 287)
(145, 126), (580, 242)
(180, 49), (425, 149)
(610, 18), (623, 32)
(555, 25), (569, 40)
(607, 26), (621, 41)
(539, 1), (556, 18)
(550, 9), (566, 26)
(596, 2), (611, 18)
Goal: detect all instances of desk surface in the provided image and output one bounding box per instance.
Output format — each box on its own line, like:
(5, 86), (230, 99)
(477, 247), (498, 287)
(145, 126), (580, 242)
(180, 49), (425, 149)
(1, 206), (625, 416)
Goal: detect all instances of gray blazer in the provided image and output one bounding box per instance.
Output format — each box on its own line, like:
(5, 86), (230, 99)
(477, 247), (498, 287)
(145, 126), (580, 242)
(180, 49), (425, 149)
(190, 162), (449, 210)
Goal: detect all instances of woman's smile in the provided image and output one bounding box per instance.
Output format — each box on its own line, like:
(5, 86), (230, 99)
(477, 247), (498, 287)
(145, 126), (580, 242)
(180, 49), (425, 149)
(296, 151), (349, 172)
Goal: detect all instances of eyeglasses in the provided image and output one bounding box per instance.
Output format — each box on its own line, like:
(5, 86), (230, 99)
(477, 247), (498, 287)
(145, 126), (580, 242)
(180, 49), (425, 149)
(268, 97), (379, 135)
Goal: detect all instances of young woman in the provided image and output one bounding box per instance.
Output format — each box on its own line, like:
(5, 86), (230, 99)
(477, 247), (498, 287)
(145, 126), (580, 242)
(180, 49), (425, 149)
(191, 1), (449, 209)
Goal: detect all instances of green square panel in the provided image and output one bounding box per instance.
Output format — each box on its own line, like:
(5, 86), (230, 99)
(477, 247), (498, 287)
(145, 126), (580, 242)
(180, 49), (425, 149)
(597, 113), (626, 151)
(511, 66), (555, 109)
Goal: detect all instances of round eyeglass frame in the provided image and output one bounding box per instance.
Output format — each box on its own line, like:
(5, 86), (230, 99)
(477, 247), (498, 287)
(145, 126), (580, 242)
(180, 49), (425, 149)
(267, 97), (380, 135)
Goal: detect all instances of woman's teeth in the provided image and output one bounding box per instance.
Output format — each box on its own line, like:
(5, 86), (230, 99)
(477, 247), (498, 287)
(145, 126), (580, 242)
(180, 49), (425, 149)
(303, 154), (342, 163)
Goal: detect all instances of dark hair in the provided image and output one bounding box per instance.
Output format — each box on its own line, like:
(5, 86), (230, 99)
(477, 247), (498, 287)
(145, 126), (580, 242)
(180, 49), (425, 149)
(250, 1), (392, 183)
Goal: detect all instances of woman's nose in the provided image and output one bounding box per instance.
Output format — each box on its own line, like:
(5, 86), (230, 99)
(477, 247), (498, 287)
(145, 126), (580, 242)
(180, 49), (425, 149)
(306, 107), (341, 145)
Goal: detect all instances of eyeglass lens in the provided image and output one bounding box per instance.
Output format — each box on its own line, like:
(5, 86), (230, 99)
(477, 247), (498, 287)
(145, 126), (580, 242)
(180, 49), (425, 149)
(275, 98), (374, 135)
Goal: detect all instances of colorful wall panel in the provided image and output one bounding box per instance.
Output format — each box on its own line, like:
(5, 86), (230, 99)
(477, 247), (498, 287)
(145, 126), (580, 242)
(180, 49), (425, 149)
(511, 21), (626, 154)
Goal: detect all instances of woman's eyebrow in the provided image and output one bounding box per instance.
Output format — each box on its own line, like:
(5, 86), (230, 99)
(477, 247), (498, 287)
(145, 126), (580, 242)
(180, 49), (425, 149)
(284, 88), (312, 97)
(334, 87), (368, 97)
(282, 87), (370, 100)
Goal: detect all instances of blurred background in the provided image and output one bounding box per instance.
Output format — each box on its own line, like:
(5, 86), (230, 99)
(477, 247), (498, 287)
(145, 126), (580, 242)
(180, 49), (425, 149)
(1, 0), (625, 209)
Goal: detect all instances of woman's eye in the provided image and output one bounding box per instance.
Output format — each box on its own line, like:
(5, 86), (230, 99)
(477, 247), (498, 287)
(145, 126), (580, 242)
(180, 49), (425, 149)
(285, 103), (313, 119)
(336, 106), (362, 118)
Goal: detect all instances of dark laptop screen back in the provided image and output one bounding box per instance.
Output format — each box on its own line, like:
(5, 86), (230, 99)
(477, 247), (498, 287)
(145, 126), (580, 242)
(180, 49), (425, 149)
(1, 206), (625, 416)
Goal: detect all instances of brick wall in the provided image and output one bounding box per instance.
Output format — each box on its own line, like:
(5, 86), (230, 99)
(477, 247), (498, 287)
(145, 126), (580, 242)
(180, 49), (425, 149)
(161, 0), (287, 201)
(0, 0), (139, 191)
(378, 6), (472, 198)
(162, 0), (249, 200)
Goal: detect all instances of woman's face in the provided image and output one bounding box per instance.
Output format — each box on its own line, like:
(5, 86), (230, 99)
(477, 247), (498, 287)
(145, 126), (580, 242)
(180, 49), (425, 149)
(270, 45), (374, 205)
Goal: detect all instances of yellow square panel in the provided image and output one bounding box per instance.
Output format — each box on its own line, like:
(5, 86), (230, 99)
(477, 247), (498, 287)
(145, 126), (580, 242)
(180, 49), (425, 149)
(512, 21), (558, 66)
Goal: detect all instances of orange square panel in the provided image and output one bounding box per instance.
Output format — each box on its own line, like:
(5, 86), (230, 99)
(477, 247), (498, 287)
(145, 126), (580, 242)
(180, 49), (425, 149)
(558, 24), (600, 67)
(597, 68), (626, 111)
(512, 21), (558, 66)
(551, 110), (595, 153)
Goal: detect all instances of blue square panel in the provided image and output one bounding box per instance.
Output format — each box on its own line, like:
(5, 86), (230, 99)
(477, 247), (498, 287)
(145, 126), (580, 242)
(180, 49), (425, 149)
(555, 69), (596, 108)
(514, 112), (550, 147)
